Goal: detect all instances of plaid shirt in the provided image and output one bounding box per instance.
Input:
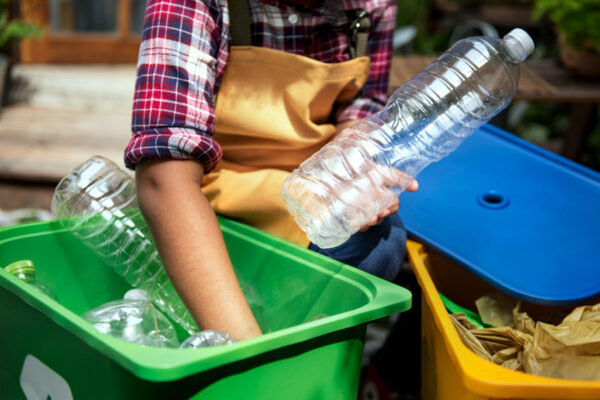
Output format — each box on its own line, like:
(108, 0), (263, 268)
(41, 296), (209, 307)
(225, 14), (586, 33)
(125, 0), (397, 172)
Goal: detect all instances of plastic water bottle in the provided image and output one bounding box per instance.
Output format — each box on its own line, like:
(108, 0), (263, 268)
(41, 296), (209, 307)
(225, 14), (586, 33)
(4, 260), (57, 300)
(281, 28), (535, 248)
(180, 330), (238, 349)
(51, 156), (268, 335)
(83, 298), (180, 348)
(51, 156), (198, 334)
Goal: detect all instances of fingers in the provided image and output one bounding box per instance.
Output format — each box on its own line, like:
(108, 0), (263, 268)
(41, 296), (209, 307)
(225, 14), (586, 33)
(356, 177), (419, 233)
(359, 198), (400, 231)
(385, 198), (400, 214)
(359, 216), (378, 232)
(380, 168), (419, 193)
(407, 179), (419, 192)
(359, 214), (384, 231)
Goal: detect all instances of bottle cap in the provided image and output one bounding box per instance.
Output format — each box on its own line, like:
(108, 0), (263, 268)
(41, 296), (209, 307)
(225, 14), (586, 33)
(5, 259), (35, 276)
(503, 28), (535, 61)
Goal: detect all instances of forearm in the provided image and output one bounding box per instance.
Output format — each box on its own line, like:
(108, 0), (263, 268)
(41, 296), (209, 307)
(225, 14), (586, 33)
(135, 159), (261, 340)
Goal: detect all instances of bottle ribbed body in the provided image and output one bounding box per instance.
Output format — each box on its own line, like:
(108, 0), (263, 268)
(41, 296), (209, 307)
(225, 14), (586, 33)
(51, 156), (198, 334)
(282, 33), (530, 249)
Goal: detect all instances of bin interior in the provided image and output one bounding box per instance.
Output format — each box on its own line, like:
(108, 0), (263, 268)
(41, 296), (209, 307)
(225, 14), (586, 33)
(422, 246), (594, 321)
(408, 240), (600, 399)
(0, 218), (411, 381)
(0, 220), (369, 336)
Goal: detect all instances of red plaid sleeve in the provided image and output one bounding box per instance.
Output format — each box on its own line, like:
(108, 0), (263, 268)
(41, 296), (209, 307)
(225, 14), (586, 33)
(335, 0), (397, 123)
(126, 0), (397, 170)
(125, 0), (229, 172)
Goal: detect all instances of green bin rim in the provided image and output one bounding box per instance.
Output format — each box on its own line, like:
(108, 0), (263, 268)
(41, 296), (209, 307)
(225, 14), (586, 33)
(0, 217), (411, 382)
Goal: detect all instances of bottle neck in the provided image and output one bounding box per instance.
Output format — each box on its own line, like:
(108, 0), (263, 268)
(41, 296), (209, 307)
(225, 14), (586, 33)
(14, 271), (35, 282)
(5, 260), (36, 282)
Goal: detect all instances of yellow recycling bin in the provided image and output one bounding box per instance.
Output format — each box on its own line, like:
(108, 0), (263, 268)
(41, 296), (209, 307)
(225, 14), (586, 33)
(407, 240), (600, 400)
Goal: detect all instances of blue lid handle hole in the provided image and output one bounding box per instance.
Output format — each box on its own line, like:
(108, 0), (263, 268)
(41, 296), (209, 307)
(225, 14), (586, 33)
(477, 191), (510, 209)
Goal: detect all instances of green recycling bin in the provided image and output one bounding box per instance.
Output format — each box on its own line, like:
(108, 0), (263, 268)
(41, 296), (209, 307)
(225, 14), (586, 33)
(0, 217), (411, 399)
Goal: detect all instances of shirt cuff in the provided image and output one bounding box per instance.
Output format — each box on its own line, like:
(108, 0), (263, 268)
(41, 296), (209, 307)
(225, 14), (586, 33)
(335, 97), (386, 123)
(124, 127), (222, 173)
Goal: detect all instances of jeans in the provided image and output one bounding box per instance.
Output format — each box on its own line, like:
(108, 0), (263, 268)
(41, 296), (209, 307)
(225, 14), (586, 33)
(308, 213), (407, 281)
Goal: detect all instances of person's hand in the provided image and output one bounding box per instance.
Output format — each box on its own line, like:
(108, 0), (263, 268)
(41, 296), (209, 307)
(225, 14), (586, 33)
(334, 120), (420, 231)
(359, 179), (419, 232)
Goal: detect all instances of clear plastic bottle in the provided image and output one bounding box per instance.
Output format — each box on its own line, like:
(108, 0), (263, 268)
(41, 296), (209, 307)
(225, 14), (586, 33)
(180, 330), (238, 349)
(51, 156), (198, 334)
(83, 298), (180, 348)
(281, 28), (535, 249)
(4, 260), (57, 300)
(51, 156), (268, 335)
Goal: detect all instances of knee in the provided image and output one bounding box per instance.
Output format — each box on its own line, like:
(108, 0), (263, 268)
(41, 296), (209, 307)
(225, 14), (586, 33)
(308, 214), (408, 281)
(365, 214), (407, 281)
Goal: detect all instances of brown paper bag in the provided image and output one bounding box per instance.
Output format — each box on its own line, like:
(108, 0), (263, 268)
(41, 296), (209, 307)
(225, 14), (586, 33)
(450, 297), (600, 380)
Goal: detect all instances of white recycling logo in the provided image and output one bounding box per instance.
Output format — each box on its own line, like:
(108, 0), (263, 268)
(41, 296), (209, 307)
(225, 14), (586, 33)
(20, 355), (73, 400)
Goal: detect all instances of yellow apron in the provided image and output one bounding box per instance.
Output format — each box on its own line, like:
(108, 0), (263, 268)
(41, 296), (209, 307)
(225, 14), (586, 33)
(202, 46), (370, 247)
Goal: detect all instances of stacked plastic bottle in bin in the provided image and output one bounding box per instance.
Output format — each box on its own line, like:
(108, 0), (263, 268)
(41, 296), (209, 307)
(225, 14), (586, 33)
(51, 156), (199, 334)
(52, 156), (268, 337)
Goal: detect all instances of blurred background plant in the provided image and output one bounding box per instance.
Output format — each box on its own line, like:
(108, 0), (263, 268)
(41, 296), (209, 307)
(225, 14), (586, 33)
(533, 0), (600, 80)
(533, 0), (600, 53)
(1, 0), (43, 108)
(0, 0), (42, 51)
(395, 0), (600, 172)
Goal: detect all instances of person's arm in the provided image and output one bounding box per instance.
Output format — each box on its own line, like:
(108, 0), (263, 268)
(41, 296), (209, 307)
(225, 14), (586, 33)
(125, 1), (260, 340)
(136, 159), (261, 340)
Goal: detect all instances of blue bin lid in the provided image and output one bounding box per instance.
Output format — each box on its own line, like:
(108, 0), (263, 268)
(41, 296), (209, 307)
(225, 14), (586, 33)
(399, 124), (600, 305)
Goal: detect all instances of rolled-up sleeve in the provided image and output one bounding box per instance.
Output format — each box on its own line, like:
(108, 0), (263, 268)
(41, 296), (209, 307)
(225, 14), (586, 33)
(125, 0), (229, 172)
(335, 0), (397, 122)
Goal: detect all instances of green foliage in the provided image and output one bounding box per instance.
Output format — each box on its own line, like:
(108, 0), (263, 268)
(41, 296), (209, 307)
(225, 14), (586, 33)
(509, 102), (570, 143)
(396, 0), (431, 31)
(395, 0), (455, 56)
(508, 102), (600, 172)
(0, 0), (43, 49)
(533, 0), (600, 52)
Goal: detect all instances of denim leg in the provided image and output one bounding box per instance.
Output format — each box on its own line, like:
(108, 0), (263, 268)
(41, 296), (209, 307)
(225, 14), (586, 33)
(308, 213), (407, 281)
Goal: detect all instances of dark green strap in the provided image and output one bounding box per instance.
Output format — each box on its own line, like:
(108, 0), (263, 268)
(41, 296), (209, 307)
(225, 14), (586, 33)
(229, 0), (251, 46)
(349, 10), (371, 59)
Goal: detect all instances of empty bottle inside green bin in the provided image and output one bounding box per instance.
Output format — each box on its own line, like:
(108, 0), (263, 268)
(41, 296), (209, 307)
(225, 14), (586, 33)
(4, 260), (57, 300)
(51, 156), (270, 335)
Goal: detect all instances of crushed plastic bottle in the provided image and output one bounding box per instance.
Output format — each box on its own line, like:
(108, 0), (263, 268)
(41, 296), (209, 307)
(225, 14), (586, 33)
(4, 260), (57, 300)
(83, 298), (179, 348)
(180, 330), (237, 349)
(282, 28), (535, 248)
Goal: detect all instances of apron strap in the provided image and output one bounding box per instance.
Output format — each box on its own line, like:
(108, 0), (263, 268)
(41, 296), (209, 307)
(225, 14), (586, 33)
(229, 0), (252, 46)
(349, 9), (371, 59)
